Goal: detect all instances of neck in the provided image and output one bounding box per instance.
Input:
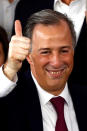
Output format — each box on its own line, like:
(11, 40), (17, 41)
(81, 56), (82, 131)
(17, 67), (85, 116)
(61, 0), (74, 5)
(8, 0), (14, 3)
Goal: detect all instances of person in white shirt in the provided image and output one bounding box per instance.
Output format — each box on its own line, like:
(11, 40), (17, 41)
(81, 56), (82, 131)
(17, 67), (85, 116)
(54, 0), (86, 42)
(54, 0), (87, 85)
(0, 0), (20, 41)
(0, 9), (87, 131)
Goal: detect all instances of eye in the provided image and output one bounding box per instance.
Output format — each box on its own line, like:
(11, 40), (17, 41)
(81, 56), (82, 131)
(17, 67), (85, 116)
(61, 49), (70, 54)
(40, 50), (51, 55)
(62, 49), (69, 53)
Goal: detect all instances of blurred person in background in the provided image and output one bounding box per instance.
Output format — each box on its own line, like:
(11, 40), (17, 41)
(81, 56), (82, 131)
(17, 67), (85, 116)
(0, 0), (20, 41)
(0, 26), (9, 66)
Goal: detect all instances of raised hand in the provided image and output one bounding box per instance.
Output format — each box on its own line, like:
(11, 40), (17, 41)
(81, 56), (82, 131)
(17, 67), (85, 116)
(3, 20), (30, 81)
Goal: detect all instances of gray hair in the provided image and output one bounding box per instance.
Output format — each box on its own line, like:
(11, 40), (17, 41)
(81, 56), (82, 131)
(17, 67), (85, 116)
(24, 9), (76, 49)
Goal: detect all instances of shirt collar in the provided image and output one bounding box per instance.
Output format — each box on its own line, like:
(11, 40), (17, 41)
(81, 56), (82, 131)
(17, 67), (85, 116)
(31, 72), (71, 107)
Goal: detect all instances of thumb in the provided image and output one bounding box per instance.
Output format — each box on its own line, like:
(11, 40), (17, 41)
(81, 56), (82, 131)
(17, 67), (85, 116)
(15, 20), (22, 36)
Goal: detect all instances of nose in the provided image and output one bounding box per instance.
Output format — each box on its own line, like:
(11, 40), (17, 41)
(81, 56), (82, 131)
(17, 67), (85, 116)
(50, 52), (62, 68)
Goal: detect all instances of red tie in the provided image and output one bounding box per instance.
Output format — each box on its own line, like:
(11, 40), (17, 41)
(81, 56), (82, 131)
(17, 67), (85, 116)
(50, 96), (68, 131)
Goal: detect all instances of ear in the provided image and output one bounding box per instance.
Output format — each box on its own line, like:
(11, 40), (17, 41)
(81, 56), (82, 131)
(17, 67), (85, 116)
(26, 54), (33, 65)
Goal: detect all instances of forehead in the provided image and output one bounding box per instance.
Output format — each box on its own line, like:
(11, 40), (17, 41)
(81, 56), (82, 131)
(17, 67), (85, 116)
(32, 21), (72, 48)
(33, 20), (71, 39)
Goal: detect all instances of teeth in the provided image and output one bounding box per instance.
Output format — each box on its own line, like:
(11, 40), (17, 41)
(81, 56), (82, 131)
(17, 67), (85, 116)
(51, 71), (60, 74)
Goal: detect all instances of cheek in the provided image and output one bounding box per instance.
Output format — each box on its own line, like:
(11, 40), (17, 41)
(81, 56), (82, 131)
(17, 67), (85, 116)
(34, 54), (49, 67)
(63, 54), (74, 69)
(67, 56), (74, 72)
(31, 56), (48, 80)
(65, 52), (74, 63)
(68, 56), (73, 64)
(39, 57), (49, 66)
(31, 55), (50, 78)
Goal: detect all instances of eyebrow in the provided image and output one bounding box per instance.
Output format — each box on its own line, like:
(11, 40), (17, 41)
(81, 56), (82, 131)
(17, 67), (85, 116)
(38, 45), (72, 51)
(60, 46), (72, 49)
(38, 48), (50, 51)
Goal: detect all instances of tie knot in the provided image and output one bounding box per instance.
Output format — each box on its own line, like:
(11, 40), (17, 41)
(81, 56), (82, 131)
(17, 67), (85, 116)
(50, 96), (65, 115)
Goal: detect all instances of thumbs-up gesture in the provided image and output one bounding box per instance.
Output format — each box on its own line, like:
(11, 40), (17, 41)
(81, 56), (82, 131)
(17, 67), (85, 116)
(3, 20), (30, 81)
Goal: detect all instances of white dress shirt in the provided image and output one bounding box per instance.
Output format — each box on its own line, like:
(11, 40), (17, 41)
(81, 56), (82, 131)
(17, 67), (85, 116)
(0, 0), (20, 41)
(54, 0), (86, 42)
(0, 66), (16, 97)
(32, 74), (79, 131)
(0, 66), (79, 131)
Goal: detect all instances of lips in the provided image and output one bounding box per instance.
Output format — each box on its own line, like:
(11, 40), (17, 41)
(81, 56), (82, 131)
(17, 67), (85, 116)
(46, 67), (66, 79)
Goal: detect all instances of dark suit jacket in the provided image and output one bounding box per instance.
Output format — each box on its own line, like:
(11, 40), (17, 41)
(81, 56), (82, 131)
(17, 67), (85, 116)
(0, 69), (87, 131)
(68, 18), (87, 86)
(13, 0), (54, 34)
(13, 0), (87, 86)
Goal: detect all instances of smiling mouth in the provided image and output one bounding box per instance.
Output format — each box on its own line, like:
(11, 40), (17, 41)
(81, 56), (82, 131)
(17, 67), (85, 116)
(46, 68), (66, 79)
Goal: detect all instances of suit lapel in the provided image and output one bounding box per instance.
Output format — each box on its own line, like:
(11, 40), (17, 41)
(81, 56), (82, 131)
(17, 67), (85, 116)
(22, 70), (43, 131)
(21, 69), (87, 131)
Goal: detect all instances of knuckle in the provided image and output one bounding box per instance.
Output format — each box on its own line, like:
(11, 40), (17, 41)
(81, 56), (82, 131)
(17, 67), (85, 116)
(11, 35), (17, 41)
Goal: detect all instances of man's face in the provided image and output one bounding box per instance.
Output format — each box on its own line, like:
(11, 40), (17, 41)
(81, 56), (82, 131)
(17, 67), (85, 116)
(27, 21), (74, 96)
(0, 43), (5, 67)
